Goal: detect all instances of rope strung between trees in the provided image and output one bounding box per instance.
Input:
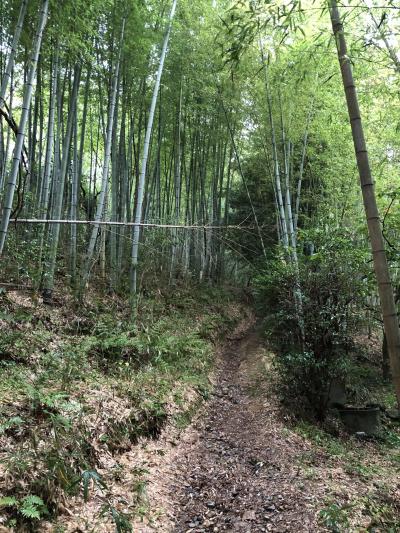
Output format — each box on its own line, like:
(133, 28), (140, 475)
(9, 219), (261, 231)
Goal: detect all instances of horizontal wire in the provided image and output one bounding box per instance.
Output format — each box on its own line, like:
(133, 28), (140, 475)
(9, 218), (261, 231)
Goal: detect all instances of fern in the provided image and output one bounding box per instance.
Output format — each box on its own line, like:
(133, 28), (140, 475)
(22, 495), (45, 506)
(20, 495), (47, 520)
(20, 505), (41, 520)
(0, 496), (18, 507)
(0, 416), (24, 434)
(0, 495), (47, 521)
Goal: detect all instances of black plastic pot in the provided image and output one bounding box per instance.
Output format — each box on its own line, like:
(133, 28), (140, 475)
(338, 406), (381, 436)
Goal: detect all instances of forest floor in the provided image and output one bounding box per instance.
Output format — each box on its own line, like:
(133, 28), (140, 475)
(128, 319), (324, 532)
(128, 323), (400, 533)
(148, 324), (323, 532)
(0, 288), (399, 531)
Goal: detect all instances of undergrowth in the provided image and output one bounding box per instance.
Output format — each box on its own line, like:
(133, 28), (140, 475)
(0, 284), (243, 531)
(294, 419), (400, 531)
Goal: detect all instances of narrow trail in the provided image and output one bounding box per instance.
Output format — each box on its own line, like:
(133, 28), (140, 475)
(169, 328), (320, 532)
(134, 321), (323, 532)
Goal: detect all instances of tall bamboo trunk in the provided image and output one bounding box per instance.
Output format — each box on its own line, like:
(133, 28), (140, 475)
(220, 96), (266, 257)
(170, 79), (183, 282)
(37, 48), (58, 278)
(80, 19), (125, 294)
(78, 67), (91, 182)
(27, 57), (41, 207)
(42, 64), (81, 298)
(294, 100), (313, 233)
(0, 0), (48, 254)
(330, 0), (400, 408)
(1, 68), (14, 190)
(130, 0), (178, 298)
(118, 103), (128, 274)
(70, 109), (79, 286)
(0, 0), (28, 109)
(109, 70), (122, 293)
(261, 53), (288, 249)
(280, 107), (297, 257)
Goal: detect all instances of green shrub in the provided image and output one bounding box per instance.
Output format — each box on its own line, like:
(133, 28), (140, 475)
(0, 285), (241, 530)
(255, 228), (371, 418)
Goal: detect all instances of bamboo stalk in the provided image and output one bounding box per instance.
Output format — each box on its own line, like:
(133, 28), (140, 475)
(330, 0), (400, 408)
(130, 0), (178, 296)
(0, 0), (49, 254)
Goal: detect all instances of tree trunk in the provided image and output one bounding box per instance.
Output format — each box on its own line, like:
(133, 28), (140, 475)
(170, 78), (183, 282)
(130, 0), (178, 298)
(42, 64), (81, 298)
(220, 96), (266, 257)
(294, 100), (313, 233)
(0, 0), (48, 254)
(382, 332), (391, 382)
(37, 48), (58, 278)
(330, 0), (400, 408)
(0, 0), (28, 109)
(70, 107), (79, 286)
(80, 19), (125, 294)
(261, 49), (288, 249)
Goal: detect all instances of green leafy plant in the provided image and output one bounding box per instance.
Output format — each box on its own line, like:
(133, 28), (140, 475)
(26, 385), (70, 415)
(0, 283), (240, 530)
(255, 228), (371, 418)
(71, 469), (108, 502)
(0, 496), (18, 508)
(101, 503), (132, 533)
(0, 416), (24, 435)
(19, 495), (48, 520)
(0, 494), (48, 521)
(319, 503), (351, 532)
(362, 495), (400, 530)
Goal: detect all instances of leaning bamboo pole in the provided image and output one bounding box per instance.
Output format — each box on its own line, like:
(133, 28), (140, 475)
(9, 218), (255, 230)
(330, 0), (400, 408)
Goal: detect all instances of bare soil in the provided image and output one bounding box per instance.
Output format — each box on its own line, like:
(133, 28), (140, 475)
(129, 323), (323, 532)
(170, 331), (322, 532)
(128, 322), (400, 533)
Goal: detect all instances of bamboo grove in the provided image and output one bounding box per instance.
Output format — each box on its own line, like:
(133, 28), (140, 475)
(0, 0), (243, 300)
(2, 0), (400, 402)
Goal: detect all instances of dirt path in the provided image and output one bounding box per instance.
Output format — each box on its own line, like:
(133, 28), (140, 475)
(169, 330), (321, 533)
(132, 325), (324, 532)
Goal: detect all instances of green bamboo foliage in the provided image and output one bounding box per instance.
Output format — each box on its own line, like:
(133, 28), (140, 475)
(0, 0), (49, 254)
(1, 1), (238, 295)
(0, 1), (397, 376)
